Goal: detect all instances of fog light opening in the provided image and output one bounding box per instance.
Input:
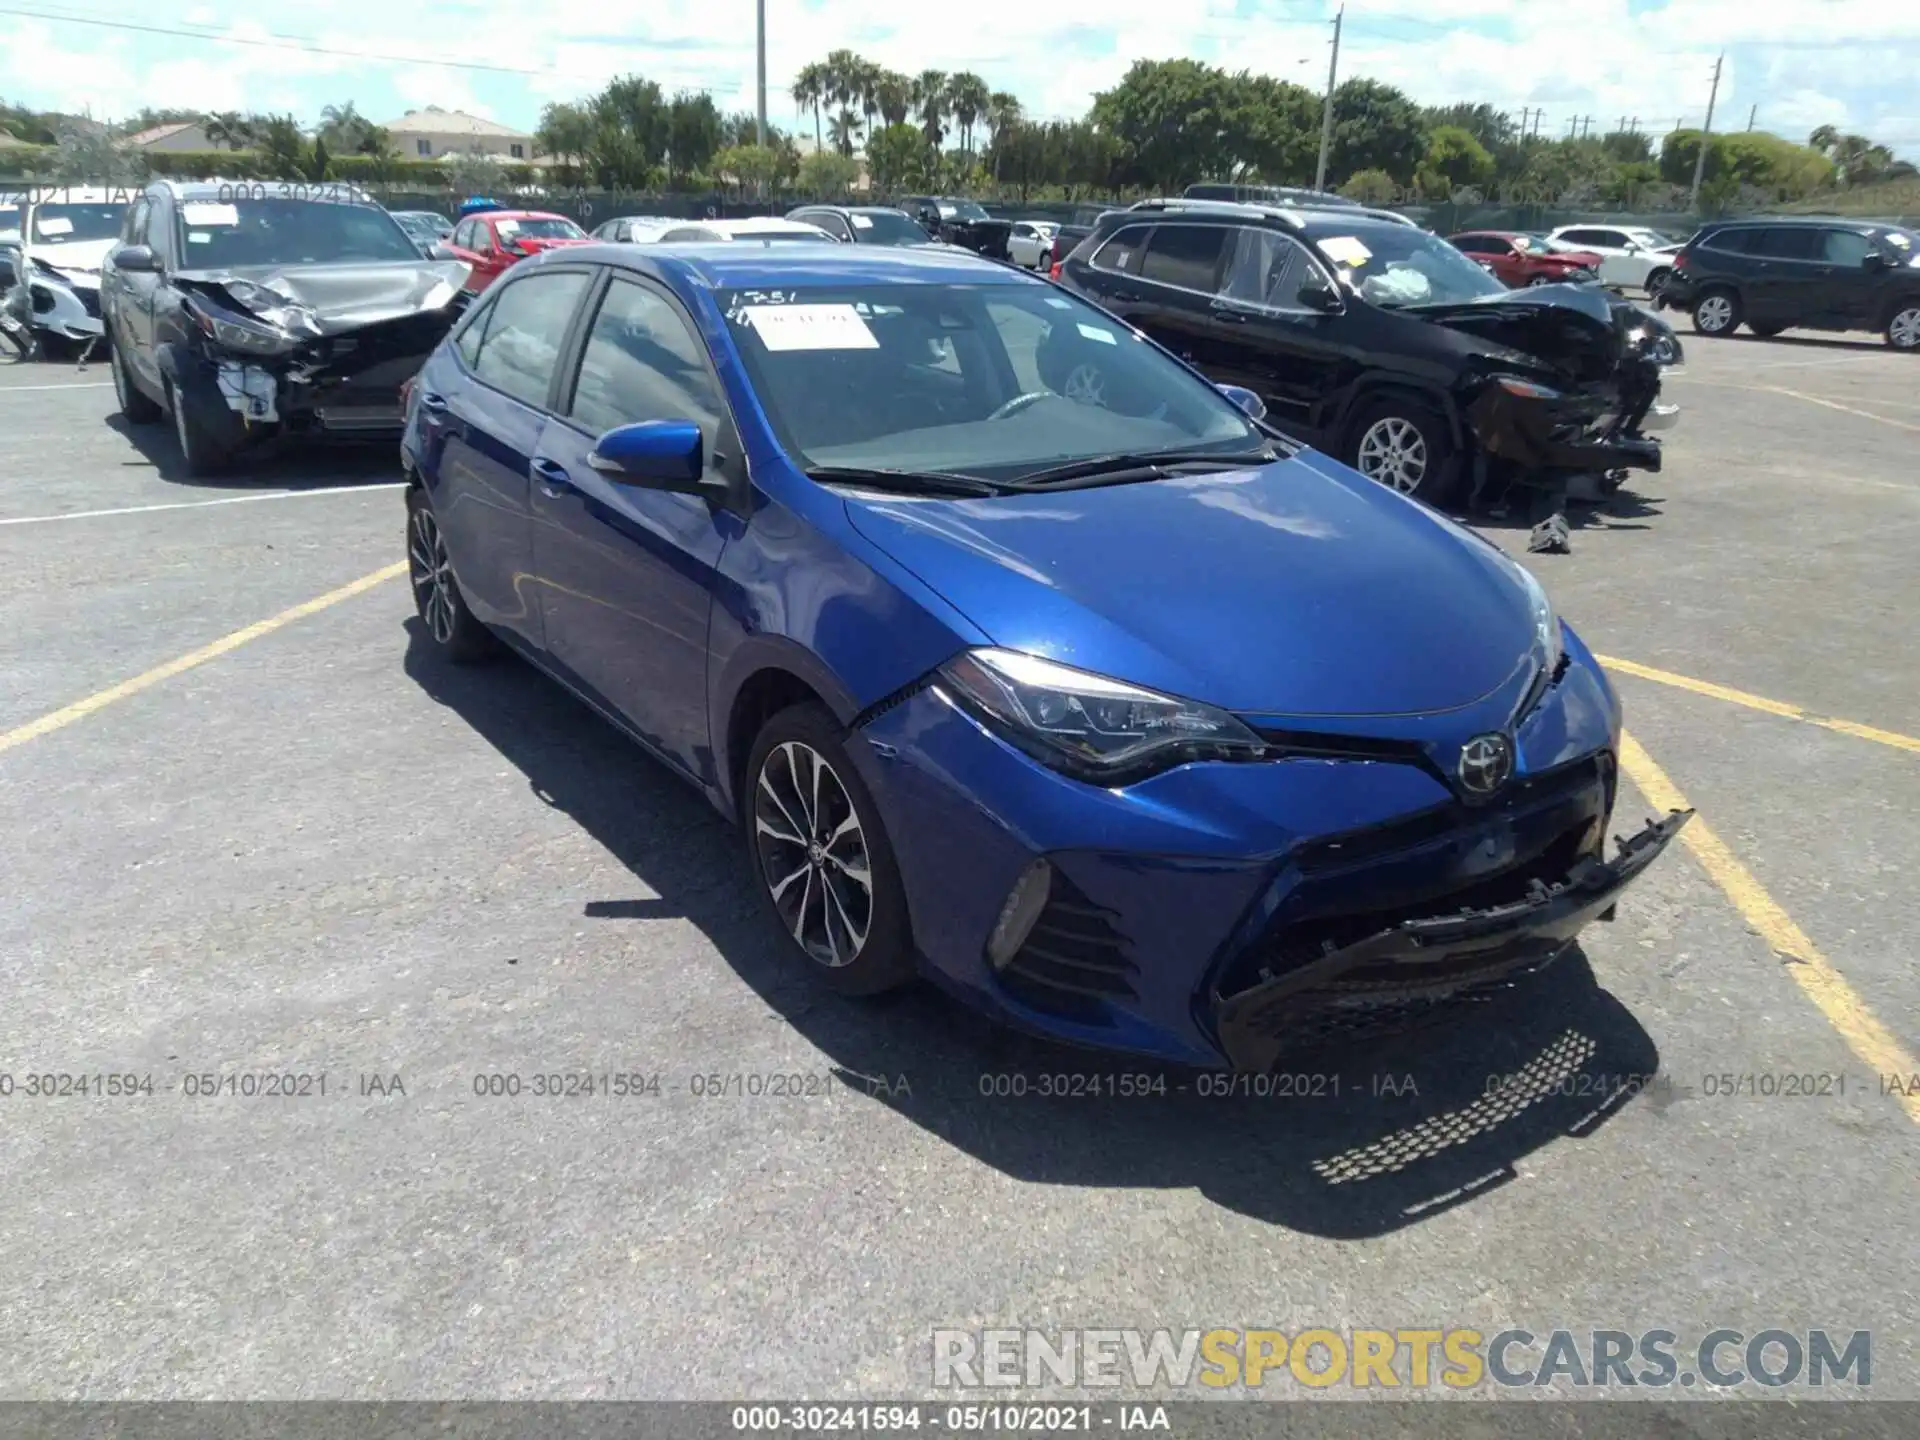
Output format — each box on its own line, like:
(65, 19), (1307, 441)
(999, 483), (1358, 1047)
(986, 858), (1054, 971)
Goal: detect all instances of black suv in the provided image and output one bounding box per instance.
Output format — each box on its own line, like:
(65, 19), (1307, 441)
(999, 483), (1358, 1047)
(99, 178), (472, 475)
(1056, 199), (1680, 505)
(1659, 216), (1920, 349)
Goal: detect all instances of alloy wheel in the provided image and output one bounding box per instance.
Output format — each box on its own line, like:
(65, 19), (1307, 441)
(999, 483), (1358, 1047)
(408, 502), (459, 645)
(1063, 362), (1108, 408)
(1356, 416), (1428, 494)
(1890, 307), (1920, 350)
(753, 740), (873, 968)
(1697, 295), (1733, 332)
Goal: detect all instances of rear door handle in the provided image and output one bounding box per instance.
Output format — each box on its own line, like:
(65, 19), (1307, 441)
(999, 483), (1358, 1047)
(530, 457), (573, 497)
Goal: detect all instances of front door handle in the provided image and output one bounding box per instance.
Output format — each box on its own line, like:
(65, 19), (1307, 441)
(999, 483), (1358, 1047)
(417, 391), (449, 414)
(530, 457), (573, 497)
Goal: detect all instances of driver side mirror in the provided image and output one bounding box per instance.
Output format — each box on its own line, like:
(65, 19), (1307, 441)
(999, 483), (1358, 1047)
(1864, 251), (1887, 271)
(111, 244), (158, 273)
(1216, 384), (1267, 422)
(588, 420), (726, 498)
(428, 241), (460, 262)
(1298, 271), (1344, 314)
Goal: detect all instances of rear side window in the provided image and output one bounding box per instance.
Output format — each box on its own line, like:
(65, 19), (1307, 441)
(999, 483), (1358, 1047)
(1750, 228), (1818, 260)
(470, 270), (590, 408)
(660, 227), (718, 243)
(1699, 227), (1751, 254)
(567, 277), (726, 439)
(1090, 224), (1150, 275)
(1141, 225), (1227, 292)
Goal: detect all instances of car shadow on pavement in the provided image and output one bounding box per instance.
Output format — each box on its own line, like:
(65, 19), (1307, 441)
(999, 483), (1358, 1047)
(105, 413), (402, 487)
(1463, 487), (1666, 544)
(405, 623), (1663, 1240)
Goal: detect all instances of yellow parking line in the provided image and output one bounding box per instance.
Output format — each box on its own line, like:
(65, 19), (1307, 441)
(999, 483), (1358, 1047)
(1759, 384), (1920, 434)
(0, 562), (406, 756)
(1598, 655), (1920, 757)
(1617, 730), (1920, 1124)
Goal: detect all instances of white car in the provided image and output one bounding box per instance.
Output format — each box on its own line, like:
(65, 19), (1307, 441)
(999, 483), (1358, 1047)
(11, 183), (124, 347)
(653, 217), (840, 244)
(591, 215), (683, 244)
(1546, 224), (1684, 293)
(1006, 219), (1059, 270)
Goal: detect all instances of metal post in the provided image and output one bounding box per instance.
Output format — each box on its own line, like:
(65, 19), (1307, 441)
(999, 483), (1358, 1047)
(1689, 53), (1723, 212)
(755, 0), (768, 148)
(1313, 4), (1343, 192)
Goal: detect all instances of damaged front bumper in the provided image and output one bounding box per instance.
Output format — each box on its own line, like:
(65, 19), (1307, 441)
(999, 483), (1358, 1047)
(1467, 370), (1670, 480)
(1213, 809), (1693, 1072)
(28, 271), (103, 341)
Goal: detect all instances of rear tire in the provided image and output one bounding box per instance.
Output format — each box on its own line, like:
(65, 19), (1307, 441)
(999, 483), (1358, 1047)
(406, 486), (498, 663)
(1645, 266), (1673, 298)
(166, 380), (233, 477)
(1691, 288), (1741, 337)
(1346, 396), (1459, 506)
(744, 702), (915, 997)
(1886, 304), (1920, 351)
(111, 338), (162, 423)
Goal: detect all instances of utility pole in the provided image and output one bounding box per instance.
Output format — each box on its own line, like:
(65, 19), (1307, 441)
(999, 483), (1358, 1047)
(1746, 103), (1757, 132)
(1688, 52), (1723, 212)
(755, 0), (768, 148)
(1313, 3), (1344, 192)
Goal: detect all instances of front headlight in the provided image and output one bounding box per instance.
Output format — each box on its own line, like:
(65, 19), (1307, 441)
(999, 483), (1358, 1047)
(936, 648), (1266, 783)
(1508, 561), (1564, 674)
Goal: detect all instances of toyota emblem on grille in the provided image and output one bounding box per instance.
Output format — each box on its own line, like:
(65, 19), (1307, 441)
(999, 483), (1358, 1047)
(1458, 733), (1515, 796)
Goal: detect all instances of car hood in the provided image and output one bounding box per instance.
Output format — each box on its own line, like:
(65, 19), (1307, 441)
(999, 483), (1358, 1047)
(1411, 283), (1625, 381)
(170, 259), (471, 337)
(844, 450), (1538, 717)
(24, 237), (114, 278)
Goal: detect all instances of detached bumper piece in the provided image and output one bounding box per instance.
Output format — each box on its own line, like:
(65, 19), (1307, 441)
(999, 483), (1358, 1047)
(1214, 809), (1693, 1072)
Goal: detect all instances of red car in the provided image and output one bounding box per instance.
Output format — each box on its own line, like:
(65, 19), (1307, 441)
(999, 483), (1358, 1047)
(1448, 231), (1603, 288)
(447, 210), (592, 292)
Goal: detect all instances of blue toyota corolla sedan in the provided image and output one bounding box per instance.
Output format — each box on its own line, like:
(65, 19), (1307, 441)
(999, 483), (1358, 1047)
(399, 242), (1689, 1071)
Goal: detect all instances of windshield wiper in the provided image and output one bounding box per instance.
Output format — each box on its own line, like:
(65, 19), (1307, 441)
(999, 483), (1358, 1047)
(1014, 448), (1278, 489)
(806, 465), (1011, 498)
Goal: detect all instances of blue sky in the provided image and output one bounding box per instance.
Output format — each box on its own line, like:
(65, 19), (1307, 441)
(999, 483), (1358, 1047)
(3, 0), (1916, 157)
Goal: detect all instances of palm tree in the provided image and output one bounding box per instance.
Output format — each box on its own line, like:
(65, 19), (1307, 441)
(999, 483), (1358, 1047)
(827, 111), (862, 158)
(875, 70), (913, 129)
(854, 56), (882, 145)
(824, 49), (863, 158)
(203, 111), (255, 151)
(913, 70), (948, 151)
(945, 72), (990, 169)
(986, 91), (1022, 180)
(792, 63), (827, 152)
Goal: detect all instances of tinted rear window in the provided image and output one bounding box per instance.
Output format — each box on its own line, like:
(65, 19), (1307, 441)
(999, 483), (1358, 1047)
(1749, 228), (1818, 260)
(1141, 225), (1227, 291)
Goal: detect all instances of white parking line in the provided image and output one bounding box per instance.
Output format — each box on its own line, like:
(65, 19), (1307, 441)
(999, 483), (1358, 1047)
(0, 482), (405, 526)
(0, 381), (116, 392)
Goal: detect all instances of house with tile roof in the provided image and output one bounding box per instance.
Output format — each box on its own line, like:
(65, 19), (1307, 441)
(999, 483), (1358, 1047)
(381, 107), (538, 163)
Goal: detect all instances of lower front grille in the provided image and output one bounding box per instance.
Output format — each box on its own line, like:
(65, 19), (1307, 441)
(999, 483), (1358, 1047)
(999, 870), (1138, 1020)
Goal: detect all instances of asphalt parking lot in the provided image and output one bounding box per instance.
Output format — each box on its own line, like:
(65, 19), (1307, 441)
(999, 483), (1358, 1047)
(1, 331), (1916, 1408)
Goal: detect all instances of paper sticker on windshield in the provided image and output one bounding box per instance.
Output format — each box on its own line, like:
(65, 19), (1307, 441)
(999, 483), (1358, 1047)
(182, 203), (238, 227)
(1076, 323), (1117, 345)
(850, 214), (873, 229)
(1885, 231), (1912, 248)
(1318, 236), (1372, 267)
(743, 304), (878, 351)
(1044, 297), (1071, 309)
(35, 216), (74, 236)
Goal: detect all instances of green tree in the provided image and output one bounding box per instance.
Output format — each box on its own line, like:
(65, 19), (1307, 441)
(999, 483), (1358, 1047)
(307, 134), (331, 182)
(868, 122), (933, 191)
(1091, 59), (1242, 192)
(715, 143), (780, 197)
(202, 111), (256, 151)
(536, 101), (594, 187)
(825, 49), (864, 157)
(667, 90), (721, 187)
(792, 63), (827, 152)
(117, 107), (205, 136)
(254, 115), (312, 179)
(798, 148), (860, 198)
(1338, 167), (1396, 203)
(446, 147), (506, 197)
(317, 101), (383, 156)
(586, 75), (669, 188)
(946, 71), (990, 169)
(913, 70), (948, 150)
(1326, 78), (1427, 185)
(875, 70), (913, 128)
(1226, 71), (1320, 182)
(1415, 124), (1494, 197)
(51, 120), (137, 183)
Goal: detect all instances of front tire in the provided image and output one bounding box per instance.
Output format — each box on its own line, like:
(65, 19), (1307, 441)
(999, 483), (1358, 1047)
(1746, 322), (1786, 339)
(406, 486), (497, 663)
(166, 380), (233, 477)
(1886, 303), (1920, 351)
(1691, 288), (1741, 337)
(1346, 396), (1459, 506)
(745, 702), (914, 997)
(111, 338), (162, 423)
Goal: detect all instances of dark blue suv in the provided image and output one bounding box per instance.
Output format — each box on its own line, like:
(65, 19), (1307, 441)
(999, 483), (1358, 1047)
(400, 241), (1686, 1069)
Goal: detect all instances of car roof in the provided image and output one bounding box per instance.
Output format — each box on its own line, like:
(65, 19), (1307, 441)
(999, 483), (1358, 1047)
(673, 217), (837, 237)
(1704, 215), (1867, 228)
(538, 241), (1033, 290)
(487, 210), (572, 222)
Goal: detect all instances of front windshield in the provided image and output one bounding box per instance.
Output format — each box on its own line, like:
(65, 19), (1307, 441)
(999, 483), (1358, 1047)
(749, 230), (839, 243)
(176, 198), (421, 268)
(853, 210), (933, 246)
(499, 216), (584, 241)
(719, 282), (1262, 483)
(30, 203), (124, 246)
(950, 201), (990, 222)
(1313, 225), (1506, 307)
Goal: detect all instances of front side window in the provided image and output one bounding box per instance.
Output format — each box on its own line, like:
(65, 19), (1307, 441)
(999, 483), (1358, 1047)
(568, 278), (726, 438)
(1219, 227), (1321, 310)
(175, 198), (420, 267)
(1140, 225), (1227, 292)
(718, 281), (1261, 484)
(470, 270), (589, 408)
(124, 199), (150, 246)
